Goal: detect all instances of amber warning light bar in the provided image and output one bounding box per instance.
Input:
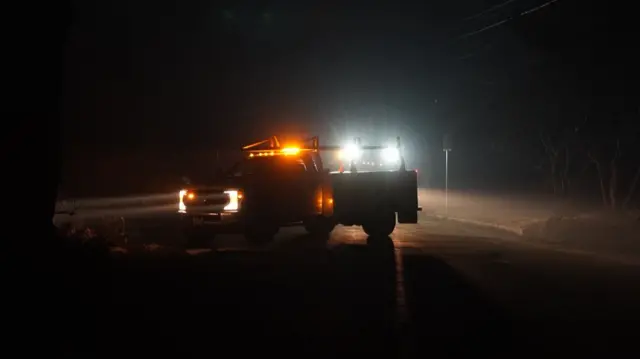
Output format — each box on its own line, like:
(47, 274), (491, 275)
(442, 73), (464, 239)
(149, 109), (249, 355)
(241, 135), (405, 162)
(247, 147), (301, 157)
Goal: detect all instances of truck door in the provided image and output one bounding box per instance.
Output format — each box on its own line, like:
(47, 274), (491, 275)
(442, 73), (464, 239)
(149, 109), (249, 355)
(302, 153), (327, 216)
(275, 157), (311, 220)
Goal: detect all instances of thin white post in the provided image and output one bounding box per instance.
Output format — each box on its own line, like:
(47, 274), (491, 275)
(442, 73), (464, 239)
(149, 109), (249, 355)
(444, 149), (450, 214)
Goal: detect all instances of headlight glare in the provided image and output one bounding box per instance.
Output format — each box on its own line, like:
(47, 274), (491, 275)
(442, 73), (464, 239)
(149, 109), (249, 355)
(382, 147), (400, 162)
(224, 190), (240, 211)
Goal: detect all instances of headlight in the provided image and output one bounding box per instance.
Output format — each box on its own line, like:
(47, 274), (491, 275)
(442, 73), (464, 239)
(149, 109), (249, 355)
(224, 190), (242, 211)
(178, 189), (187, 212)
(382, 147), (400, 163)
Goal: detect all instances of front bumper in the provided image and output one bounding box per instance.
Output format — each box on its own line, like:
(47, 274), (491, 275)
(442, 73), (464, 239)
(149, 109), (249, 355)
(180, 210), (243, 233)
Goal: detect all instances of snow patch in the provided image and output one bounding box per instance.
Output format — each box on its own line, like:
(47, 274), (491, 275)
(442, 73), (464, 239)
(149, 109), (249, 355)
(186, 248), (212, 255)
(419, 188), (640, 262)
(144, 243), (162, 252)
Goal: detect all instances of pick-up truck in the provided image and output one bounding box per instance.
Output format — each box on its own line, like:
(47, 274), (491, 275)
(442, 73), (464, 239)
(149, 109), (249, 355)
(179, 136), (420, 246)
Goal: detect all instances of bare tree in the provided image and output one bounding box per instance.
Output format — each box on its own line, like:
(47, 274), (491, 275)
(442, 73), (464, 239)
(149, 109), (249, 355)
(539, 131), (560, 195)
(587, 150), (610, 207)
(622, 165), (640, 208)
(538, 118), (586, 197)
(587, 139), (622, 209)
(561, 144), (571, 196)
(621, 108), (640, 209)
(587, 131), (639, 210)
(608, 139), (621, 208)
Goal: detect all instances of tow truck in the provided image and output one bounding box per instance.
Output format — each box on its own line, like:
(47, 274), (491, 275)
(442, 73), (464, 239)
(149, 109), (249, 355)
(178, 135), (420, 246)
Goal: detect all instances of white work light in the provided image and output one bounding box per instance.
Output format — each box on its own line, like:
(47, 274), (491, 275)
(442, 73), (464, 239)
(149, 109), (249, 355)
(338, 144), (362, 161)
(381, 146), (400, 163)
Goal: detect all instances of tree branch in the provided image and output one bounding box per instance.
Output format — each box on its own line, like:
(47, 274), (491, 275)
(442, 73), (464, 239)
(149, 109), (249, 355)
(539, 131), (557, 157)
(588, 150), (608, 207)
(623, 164), (640, 208)
(587, 150), (597, 164)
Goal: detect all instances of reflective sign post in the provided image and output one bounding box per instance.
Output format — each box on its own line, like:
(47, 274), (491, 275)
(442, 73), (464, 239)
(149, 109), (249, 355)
(443, 134), (452, 214)
(444, 149), (450, 213)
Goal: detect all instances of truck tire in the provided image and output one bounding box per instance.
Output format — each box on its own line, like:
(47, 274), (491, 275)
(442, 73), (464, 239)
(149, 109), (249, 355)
(362, 211), (396, 237)
(304, 216), (335, 237)
(244, 226), (278, 245)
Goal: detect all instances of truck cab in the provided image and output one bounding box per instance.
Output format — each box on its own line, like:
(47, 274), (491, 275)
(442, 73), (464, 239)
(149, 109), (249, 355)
(179, 143), (334, 246)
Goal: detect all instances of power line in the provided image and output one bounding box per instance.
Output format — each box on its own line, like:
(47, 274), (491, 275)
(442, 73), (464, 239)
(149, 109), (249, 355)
(457, 0), (562, 40)
(463, 0), (520, 21)
(520, 0), (560, 16)
(458, 18), (512, 40)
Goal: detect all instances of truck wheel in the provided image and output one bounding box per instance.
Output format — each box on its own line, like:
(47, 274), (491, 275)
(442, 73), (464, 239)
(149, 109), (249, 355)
(362, 211), (396, 237)
(304, 216), (335, 237)
(244, 226), (278, 245)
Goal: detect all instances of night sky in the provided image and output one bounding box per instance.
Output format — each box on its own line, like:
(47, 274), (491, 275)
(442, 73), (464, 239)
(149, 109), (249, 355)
(61, 0), (637, 195)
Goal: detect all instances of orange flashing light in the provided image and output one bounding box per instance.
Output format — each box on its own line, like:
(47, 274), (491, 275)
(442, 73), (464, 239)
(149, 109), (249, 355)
(281, 147), (300, 155)
(247, 147), (303, 158)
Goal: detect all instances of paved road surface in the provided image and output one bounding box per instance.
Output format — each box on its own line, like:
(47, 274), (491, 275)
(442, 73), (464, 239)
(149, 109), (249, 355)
(54, 214), (640, 357)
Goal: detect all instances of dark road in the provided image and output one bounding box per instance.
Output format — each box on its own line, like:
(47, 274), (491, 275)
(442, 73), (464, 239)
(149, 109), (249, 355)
(52, 214), (640, 357)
